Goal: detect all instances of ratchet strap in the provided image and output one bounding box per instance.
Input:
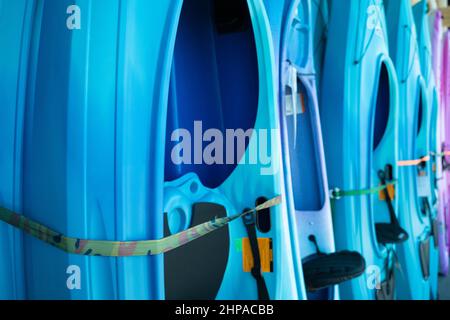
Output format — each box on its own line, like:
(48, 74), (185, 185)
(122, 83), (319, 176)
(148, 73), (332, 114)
(0, 196), (282, 257)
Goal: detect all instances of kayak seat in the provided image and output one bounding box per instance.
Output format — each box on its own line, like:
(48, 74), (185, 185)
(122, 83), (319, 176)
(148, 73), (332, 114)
(302, 251), (366, 292)
(375, 223), (409, 244)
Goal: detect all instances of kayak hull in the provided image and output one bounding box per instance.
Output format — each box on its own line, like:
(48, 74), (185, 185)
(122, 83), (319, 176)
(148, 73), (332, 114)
(321, 0), (400, 300)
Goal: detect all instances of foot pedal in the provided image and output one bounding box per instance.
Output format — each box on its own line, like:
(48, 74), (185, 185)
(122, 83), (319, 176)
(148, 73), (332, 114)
(375, 223), (409, 244)
(302, 251), (366, 292)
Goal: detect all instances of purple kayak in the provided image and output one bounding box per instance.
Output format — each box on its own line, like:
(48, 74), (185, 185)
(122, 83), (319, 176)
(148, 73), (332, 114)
(430, 10), (449, 275)
(444, 31), (450, 264)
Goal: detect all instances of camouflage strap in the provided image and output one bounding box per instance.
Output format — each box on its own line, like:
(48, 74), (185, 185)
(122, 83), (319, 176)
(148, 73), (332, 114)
(0, 196), (282, 257)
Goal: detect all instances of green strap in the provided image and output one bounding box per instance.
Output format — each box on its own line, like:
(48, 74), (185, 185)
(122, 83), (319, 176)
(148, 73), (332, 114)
(330, 181), (397, 215)
(0, 196), (282, 257)
(330, 181), (397, 200)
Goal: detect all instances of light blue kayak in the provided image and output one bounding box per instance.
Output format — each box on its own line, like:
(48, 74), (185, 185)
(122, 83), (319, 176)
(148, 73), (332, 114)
(384, 0), (433, 300)
(412, 0), (440, 300)
(321, 0), (405, 300)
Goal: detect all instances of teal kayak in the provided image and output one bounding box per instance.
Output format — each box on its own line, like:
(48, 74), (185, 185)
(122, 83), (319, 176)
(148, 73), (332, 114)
(385, 0), (433, 300)
(321, 0), (405, 300)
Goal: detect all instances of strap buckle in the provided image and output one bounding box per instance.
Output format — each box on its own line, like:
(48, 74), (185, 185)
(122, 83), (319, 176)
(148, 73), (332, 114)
(242, 210), (256, 225)
(330, 188), (342, 200)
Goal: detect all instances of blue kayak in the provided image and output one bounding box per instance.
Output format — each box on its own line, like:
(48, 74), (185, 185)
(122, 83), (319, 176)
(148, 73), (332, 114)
(384, 0), (433, 300)
(321, 0), (405, 300)
(0, 0), (184, 300)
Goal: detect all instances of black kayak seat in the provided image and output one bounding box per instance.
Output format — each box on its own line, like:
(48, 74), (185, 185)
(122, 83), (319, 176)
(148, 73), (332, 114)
(302, 251), (366, 292)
